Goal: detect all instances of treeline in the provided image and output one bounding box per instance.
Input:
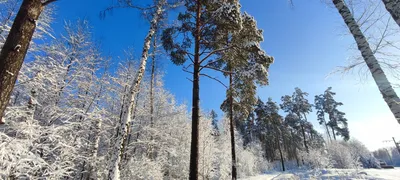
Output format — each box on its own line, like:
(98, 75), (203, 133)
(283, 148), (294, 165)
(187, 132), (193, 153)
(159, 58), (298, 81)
(224, 87), (350, 171)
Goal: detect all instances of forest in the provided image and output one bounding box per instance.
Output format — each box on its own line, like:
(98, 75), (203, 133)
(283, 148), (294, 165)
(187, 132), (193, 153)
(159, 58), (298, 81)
(1, 0), (400, 179)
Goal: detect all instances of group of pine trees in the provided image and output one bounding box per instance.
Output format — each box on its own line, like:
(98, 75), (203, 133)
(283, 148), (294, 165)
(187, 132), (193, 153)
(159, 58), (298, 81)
(226, 87), (349, 172)
(1, 0), (400, 179)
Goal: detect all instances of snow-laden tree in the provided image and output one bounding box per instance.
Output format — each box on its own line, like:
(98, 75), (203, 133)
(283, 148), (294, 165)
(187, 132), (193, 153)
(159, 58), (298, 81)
(218, 11), (273, 179)
(348, 139), (380, 168)
(1, 19), (110, 179)
(106, 0), (166, 178)
(300, 147), (332, 169)
(326, 141), (361, 169)
(0, 0), (57, 122)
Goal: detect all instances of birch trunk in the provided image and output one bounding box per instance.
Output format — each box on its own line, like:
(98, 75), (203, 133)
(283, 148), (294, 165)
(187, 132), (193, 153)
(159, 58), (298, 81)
(0, 0), (55, 122)
(382, 0), (400, 28)
(334, 0), (400, 124)
(107, 1), (164, 179)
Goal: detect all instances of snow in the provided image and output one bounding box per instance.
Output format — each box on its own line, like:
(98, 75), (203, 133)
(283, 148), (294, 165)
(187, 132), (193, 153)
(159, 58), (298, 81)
(241, 168), (400, 180)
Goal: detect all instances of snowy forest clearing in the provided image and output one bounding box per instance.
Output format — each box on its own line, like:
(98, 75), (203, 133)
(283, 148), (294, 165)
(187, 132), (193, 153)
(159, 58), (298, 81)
(242, 168), (400, 180)
(2, 0), (400, 179)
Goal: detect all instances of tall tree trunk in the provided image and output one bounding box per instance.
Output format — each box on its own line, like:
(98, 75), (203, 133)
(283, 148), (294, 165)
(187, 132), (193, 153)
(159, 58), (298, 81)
(333, 0), (400, 124)
(229, 72), (237, 180)
(189, 1), (201, 179)
(300, 124), (309, 153)
(107, 1), (164, 179)
(331, 127), (336, 140)
(277, 136), (285, 171)
(0, 0), (56, 123)
(382, 0), (400, 28)
(324, 121), (332, 142)
(148, 36), (156, 159)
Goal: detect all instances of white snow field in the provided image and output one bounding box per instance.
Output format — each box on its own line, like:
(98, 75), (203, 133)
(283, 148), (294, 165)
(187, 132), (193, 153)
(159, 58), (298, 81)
(241, 168), (400, 180)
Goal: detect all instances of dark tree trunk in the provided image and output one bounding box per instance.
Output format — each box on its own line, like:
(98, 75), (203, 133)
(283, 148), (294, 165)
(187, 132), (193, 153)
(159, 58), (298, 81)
(300, 124), (309, 152)
(189, 1), (201, 179)
(277, 136), (285, 171)
(331, 127), (336, 140)
(229, 72), (237, 180)
(0, 0), (56, 123)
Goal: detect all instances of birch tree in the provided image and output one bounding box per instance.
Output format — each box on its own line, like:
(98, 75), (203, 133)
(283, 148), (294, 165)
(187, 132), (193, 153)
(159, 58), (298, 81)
(382, 0), (400, 27)
(107, 0), (166, 179)
(333, 0), (400, 124)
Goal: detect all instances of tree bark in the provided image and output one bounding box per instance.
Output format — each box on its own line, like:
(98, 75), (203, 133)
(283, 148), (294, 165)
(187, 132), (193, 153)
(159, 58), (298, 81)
(148, 35), (156, 159)
(277, 136), (285, 171)
(229, 72), (237, 180)
(107, 1), (164, 179)
(189, 1), (201, 179)
(382, 0), (400, 28)
(331, 127), (336, 140)
(333, 0), (400, 124)
(0, 0), (55, 123)
(300, 124), (309, 153)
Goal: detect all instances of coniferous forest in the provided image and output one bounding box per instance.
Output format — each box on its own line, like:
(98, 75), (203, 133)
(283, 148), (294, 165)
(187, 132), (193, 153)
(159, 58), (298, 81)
(1, 0), (400, 179)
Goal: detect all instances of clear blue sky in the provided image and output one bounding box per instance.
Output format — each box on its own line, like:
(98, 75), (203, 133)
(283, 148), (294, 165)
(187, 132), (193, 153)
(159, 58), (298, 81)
(50, 0), (400, 151)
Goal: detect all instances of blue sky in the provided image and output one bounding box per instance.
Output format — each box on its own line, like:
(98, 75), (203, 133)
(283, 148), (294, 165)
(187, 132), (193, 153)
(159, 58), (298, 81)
(50, 0), (400, 150)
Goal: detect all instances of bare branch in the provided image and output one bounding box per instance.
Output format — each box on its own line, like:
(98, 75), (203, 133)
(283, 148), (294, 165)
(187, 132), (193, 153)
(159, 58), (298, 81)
(200, 46), (235, 64)
(200, 73), (228, 89)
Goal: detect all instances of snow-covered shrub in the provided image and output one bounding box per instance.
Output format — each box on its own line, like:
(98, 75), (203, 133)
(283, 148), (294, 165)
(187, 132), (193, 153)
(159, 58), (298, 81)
(121, 156), (163, 180)
(237, 142), (270, 178)
(300, 148), (332, 169)
(326, 141), (361, 169)
(348, 139), (380, 168)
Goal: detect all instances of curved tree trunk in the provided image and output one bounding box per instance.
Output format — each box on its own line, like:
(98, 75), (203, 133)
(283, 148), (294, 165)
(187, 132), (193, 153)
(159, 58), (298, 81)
(333, 0), (400, 124)
(382, 0), (400, 28)
(0, 0), (56, 123)
(189, 1), (201, 179)
(107, 1), (164, 179)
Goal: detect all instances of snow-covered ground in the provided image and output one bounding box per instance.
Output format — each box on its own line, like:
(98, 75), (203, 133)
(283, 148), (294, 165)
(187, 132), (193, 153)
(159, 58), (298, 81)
(241, 168), (400, 180)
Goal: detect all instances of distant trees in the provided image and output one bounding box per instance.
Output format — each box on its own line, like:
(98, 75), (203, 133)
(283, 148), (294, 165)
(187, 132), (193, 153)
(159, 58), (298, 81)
(0, 0), (57, 123)
(280, 88), (313, 153)
(315, 87), (349, 141)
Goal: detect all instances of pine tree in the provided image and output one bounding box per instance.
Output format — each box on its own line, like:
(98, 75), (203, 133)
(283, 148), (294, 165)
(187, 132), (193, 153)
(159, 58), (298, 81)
(210, 110), (219, 136)
(321, 87), (350, 141)
(218, 12), (273, 179)
(280, 88), (312, 152)
(315, 94), (332, 141)
(161, 1), (243, 178)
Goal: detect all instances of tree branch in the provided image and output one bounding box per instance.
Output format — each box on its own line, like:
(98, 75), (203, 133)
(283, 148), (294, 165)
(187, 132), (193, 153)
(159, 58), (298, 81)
(42, 0), (57, 6)
(200, 65), (233, 74)
(200, 73), (228, 88)
(200, 46), (235, 64)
